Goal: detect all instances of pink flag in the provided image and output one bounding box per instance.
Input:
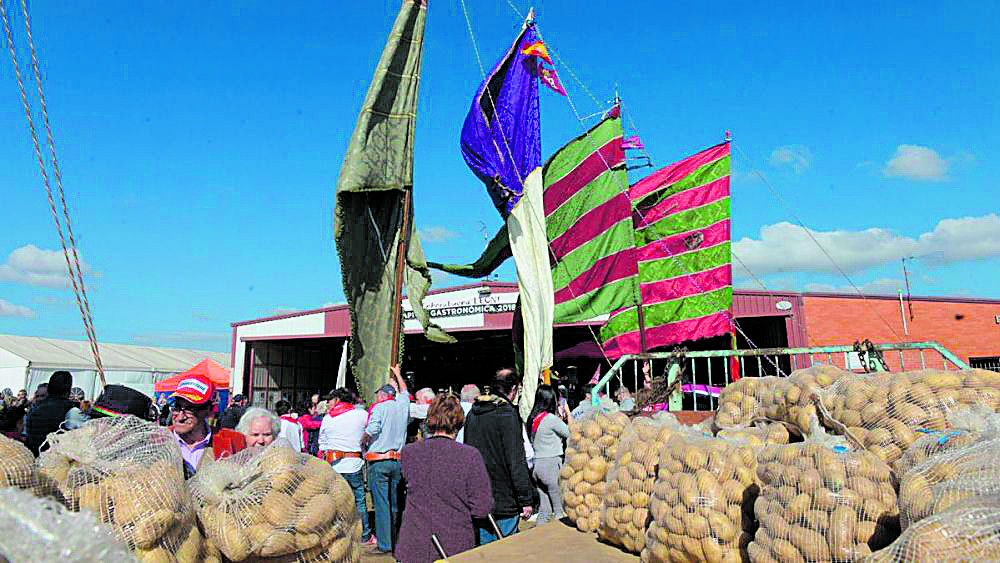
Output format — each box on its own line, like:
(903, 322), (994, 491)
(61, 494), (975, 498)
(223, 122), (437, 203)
(589, 364), (601, 385)
(538, 63), (567, 96)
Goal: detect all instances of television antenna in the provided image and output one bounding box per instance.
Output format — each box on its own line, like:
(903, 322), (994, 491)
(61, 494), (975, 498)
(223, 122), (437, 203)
(900, 251), (945, 321)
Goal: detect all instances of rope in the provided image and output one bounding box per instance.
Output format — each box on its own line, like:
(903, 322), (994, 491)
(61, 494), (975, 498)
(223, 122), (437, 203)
(1, 0), (105, 385)
(732, 142), (902, 341)
(460, 5), (781, 379)
(458, 1), (614, 369)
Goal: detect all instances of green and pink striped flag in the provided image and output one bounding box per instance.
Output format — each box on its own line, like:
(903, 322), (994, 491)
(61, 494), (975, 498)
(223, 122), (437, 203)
(543, 106), (640, 323)
(600, 141), (732, 357)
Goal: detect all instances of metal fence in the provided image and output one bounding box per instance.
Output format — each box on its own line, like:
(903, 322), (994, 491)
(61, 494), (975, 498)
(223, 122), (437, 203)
(593, 341), (970, 411)
(970, 356), (1000, 373)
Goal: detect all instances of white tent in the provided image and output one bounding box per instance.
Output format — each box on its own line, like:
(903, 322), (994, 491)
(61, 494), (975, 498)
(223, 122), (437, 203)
(0, 334), (229, 400)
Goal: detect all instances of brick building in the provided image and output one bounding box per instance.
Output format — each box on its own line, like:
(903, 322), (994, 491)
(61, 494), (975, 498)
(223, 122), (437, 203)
(801, 292), (1000, 371)
(229, 283), (1000, 406)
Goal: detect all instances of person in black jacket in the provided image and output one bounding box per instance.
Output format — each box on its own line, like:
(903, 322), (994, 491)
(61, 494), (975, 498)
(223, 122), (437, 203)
(463, 368), (534, 545)
(23, 371), (76, 456)
(218, 394), (246, 429)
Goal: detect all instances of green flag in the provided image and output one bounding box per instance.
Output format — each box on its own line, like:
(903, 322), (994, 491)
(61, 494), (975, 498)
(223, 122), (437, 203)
(333, 0), (453, 402)
(427, 224), (512, 279)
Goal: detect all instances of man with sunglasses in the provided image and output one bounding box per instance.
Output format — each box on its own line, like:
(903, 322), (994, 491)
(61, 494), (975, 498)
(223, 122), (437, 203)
(168, 373), (246, 478)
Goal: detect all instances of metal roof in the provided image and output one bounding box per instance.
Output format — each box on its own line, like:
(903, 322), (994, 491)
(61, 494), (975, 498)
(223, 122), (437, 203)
(0, 334), (229, 372)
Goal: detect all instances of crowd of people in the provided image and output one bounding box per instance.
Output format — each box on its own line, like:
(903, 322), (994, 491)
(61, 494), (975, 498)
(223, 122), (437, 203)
(0, 365), (636, 562)
(0, 373), (96, 455)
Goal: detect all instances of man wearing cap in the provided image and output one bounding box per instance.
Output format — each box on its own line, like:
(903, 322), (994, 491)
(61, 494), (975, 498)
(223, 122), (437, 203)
(169, 373), (246, 478)
(361, 365), (409, 554)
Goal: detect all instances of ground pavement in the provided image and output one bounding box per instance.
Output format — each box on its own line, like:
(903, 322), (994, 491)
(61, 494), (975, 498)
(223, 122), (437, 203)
(361, 519), (639, 562)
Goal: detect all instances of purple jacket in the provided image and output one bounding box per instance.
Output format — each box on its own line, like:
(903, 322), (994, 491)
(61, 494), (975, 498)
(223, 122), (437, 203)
(396, 436), (493, 563)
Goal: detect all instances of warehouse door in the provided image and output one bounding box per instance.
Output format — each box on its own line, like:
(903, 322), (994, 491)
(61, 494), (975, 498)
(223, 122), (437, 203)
(248, 338), (343, 409)
(733, 315), (792, 377)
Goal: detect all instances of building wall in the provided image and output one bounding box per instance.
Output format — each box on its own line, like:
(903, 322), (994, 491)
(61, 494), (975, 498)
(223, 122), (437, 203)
(802, 294), (1000, 370)
(231, 312), (327, 395)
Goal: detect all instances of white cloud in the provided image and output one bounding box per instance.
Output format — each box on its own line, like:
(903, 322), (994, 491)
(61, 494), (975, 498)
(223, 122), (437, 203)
(769, 145), (813, 174)
(733, 214), (1000, 277)
(417, 226), (460, 243)
(883, 145), (949, 181)
(0, 299), (37, 318)
(0, 245), (93, 288)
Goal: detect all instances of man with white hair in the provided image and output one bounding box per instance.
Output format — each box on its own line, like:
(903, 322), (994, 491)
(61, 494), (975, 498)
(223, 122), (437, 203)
(237, 407), (280, 447)
(454, 384), (480, 442)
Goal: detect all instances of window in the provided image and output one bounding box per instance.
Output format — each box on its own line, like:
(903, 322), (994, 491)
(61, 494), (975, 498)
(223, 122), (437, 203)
(969, 356), (1000, 373)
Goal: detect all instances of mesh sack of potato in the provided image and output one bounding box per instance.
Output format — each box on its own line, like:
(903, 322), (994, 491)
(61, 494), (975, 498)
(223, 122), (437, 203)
(863, 494), (1000, 562)
(0, 486), (137, 562)
(896, 416), (1000, 530)
(599, 412), (679, 553)
(748, 430), (899, 563)
(560, 410), (631, 533)
(35, 415), (209, 562)
(778, 364), (853, 435)
(891, 405), (998, 477)
(189, 440), (361, 562)
(717, 421), (792, 448)
(715, 376), (786, 429)
(643, 431), (759, 563)
(0, 433), (38, 492)
(819, 369), (1000, 467)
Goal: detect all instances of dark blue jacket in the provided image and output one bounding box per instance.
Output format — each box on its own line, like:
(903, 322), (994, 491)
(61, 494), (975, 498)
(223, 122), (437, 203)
(24, 397), (76, 456)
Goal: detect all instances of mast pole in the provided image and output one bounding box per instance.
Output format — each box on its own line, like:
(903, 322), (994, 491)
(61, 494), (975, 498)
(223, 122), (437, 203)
(389, 189), (414, 367)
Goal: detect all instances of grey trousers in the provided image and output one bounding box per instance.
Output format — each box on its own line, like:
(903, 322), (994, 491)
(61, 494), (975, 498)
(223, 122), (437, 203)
(532, 456), (565, 523)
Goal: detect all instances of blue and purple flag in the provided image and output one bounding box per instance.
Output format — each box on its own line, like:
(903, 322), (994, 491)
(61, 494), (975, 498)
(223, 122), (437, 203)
(460, 24), (542, 218)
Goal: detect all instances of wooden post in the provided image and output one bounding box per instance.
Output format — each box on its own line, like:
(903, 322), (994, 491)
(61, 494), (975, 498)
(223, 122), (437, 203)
(389, 189), (413, 366)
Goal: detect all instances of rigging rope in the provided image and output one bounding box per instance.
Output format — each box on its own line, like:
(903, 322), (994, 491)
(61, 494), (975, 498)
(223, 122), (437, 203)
(462, 2), (785, 380)
(458, 0), (616, 369)
(535, 26), (785, 376)
(1, 0), (106, 385)
(732, 142), (902, 342)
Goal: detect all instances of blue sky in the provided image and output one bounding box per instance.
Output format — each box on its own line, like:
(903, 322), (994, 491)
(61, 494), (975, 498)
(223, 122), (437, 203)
(0, 1), (996, 352)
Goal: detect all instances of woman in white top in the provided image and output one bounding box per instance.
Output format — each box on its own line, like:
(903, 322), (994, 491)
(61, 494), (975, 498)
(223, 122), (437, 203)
(526, 385), (571, 524)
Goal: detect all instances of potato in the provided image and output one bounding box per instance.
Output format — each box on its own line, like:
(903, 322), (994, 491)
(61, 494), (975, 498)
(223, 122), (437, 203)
(296, 493), (336, 533)
(258, 529), (296, 557)
(896, 419), (1000, 529)
(134, 546), (174, 563)
(866, 495), (1000, 562)
(599, 413), (677, 554)
(647, 432), (762, 563)
(260, 488), (296, 528)
(561, 412), (630, 533)
(132, 509), (176, 550)
(751, 436), (899, 562)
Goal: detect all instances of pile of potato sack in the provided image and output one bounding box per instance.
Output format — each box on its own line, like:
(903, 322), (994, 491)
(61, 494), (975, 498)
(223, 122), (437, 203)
(560, 366), (1000, 562)
(0, 415), (361, 563)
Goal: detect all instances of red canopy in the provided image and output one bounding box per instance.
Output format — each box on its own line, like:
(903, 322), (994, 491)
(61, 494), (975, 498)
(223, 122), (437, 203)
(154, 358), (231, 392)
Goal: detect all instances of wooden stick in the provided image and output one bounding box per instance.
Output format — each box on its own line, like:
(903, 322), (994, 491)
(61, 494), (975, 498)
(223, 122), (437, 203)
(389, 189), (413, 366)
(488, 514), (504, 539)
(431, 534), (448, 559)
